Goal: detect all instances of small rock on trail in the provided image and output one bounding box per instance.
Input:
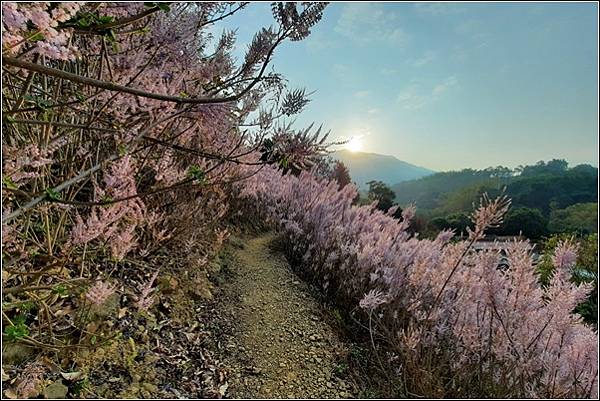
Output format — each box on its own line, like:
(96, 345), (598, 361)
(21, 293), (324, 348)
(213, 233), (356, 399)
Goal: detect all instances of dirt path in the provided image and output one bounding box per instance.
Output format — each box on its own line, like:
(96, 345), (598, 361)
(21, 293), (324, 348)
(214, 233), (357, 399)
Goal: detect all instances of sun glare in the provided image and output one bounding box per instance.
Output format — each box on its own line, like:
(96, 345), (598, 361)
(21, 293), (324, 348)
(346, 136), (362, 152)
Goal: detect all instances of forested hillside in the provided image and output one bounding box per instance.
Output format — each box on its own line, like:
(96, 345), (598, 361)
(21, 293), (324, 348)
(394, 160), (597, 221)
(393, 166), (514, 210)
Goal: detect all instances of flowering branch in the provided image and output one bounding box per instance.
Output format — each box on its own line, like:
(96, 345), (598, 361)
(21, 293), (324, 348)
(3, 32), (284, 105)
(2, 110), (189, 223)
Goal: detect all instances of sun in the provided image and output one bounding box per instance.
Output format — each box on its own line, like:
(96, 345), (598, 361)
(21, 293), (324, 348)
(346, 136), (363, 152)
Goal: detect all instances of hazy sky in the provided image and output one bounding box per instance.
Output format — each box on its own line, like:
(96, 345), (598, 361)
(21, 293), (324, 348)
(222, 2), (598, 171)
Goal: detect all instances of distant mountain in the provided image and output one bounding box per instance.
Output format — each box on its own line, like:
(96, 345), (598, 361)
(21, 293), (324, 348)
(333, 150), (434, 189)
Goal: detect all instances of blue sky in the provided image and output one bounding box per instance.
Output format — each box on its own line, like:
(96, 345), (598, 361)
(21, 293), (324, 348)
(221, 2), (598, 171)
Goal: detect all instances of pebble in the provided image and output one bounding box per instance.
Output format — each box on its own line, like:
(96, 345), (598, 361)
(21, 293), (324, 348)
(142, 383), (158, 393)
(43, 381), (68, 399)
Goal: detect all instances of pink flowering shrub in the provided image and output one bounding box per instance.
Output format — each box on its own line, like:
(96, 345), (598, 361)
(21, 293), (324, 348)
(2, 139), (68, 186)
(2, 0), (326, 270)
(240, 166), (597, 398)
(2, 3), (328, 389)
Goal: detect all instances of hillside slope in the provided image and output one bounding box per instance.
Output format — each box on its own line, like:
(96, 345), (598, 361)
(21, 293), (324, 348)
(333, 150), (434, 189)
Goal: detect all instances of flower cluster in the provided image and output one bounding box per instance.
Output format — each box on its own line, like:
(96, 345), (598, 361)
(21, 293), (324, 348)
(71, 156), (145, 261)
(3, 144), (54, 185)
(359, 289), (388, 312)
(2, 2), (83, 60)
(271, 2), (328, 41)
(135, 270), (159, 312)
(86, 280), (117, 306)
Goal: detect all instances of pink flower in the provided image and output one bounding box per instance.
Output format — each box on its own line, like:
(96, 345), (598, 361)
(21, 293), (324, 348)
(553, 239), (579, 270)
(29, 9), (56, 29)
(86, 280), (117, 306)
(109, 226), (137, 261)
(70, 156), (146, 251)
(2, 2), (81, 59)
(14, 362), (46, 398)
(2, 3), (29, 31)
(135, 271), (159, 312)
(359, 289), (388, 312)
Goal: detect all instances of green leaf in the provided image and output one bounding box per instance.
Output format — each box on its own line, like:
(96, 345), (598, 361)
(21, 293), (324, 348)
(75, 92), (86, 102)
(52, 284), (68, 297)
(45, 188), (62, 201)
(72, 378), (90, 395)
(98, 15), (115, 24)
(29, 32), (45, 42)
(105, 29), (117, 43)
(77, 16), (92, 27)
(187, 165), (206, 183)
(4, 321), (29, 341)
(2, 176), (18, 190)
(23, 95), (51, 110)
(17, 302), (35, 312)
(13, 315), (26, 325)
(279, 157), (289, 169)
(100, 195), (114, 206)
(37, 99), (51, 110)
